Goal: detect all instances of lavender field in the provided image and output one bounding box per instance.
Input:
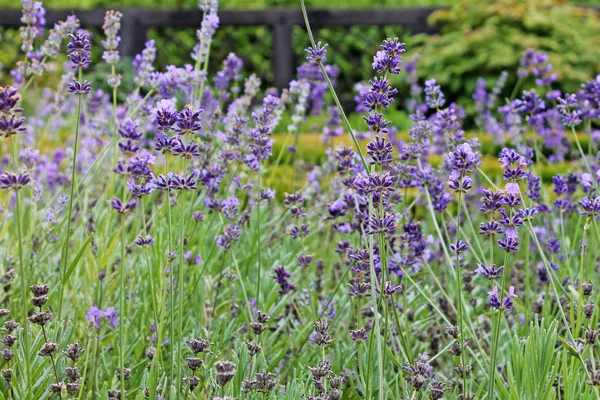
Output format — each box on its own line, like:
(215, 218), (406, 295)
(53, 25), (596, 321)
(1, 0), (600, 399)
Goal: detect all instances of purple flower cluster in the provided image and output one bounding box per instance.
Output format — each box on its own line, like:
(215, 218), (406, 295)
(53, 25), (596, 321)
(518, 49), (557, 87)
(0, 86), (26, 138)
(85, 306), (119, 328)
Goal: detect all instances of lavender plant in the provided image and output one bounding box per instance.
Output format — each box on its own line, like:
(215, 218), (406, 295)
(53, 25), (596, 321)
(0, 0), (600, 399)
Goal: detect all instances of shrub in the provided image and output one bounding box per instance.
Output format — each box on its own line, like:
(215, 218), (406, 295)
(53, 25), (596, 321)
(410, 0), (600, 116)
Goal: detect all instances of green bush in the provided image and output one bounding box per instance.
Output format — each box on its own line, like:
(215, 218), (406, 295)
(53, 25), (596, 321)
(410, 0), (600, 113)
(2, 0), (599, 110)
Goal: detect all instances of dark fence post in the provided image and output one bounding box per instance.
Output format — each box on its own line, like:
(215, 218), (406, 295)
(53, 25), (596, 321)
(120, 14), (146, 58)
(272, 11), (294, 91)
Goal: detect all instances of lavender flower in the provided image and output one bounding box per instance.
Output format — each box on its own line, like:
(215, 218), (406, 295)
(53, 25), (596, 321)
(133, 40), (156, 87)
(366, 136), (393, 166)
(102, 11), (122, 64)
(424, 79), (445, 109)
(580, 196), (600, 216)
(305, 42), (328, 64)
(557, 94), (582, 127)
(175, 104), (203, 135)
(67, 79), (91, 95)
(134, 235), (154, 247)
(0, 172), (30, 190)
(475, 264), (503, 280)
(154, 99), (178, 132)
(67, 32), (91, 70)
(488, 286), (518, 314)
(372, 38), (405, 74)
(272, 266), (296, 295)
(110, 198), (137, 215)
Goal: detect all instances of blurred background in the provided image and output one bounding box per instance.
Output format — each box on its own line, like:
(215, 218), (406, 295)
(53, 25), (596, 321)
(1, 0), (599, 130)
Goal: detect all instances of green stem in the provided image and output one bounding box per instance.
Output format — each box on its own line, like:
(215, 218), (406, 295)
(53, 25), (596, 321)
(14, 186), (32, 399)
(256, 167), (262, 309)
(300, 0), (369, 173)
(571, 126), (596, 189)
(488, 250), (509, 400)
(575, 219), (590, 339)
(118, 176), (128, 398)
(456, 191), (467, 399)
(176, 159), (189, 396)
(165, 154), (175, 388)
(57, 68), (83, 323)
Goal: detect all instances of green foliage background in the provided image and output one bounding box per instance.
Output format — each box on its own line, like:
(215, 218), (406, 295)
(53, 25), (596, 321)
(1, 0), (599, 116)
(408, 0), (600, 116)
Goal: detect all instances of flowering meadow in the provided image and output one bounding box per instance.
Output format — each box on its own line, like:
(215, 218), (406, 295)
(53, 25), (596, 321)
(1, 0), (600, 399)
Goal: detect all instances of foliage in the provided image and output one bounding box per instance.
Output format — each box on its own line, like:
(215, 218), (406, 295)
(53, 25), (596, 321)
(410, 0), (600, 114)
(0, 0), (453, 9)
(1, 1), (600, 399)
(1, 0), (599, 8)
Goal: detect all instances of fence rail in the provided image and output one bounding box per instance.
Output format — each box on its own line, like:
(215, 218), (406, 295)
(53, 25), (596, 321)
(0, 7), (440, 89)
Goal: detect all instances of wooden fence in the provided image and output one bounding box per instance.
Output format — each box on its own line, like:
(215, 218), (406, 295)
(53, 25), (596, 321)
(0, 7), (440, 89)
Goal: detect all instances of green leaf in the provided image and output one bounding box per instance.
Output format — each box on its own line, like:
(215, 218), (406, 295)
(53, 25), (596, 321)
(64, 232), (94, 283)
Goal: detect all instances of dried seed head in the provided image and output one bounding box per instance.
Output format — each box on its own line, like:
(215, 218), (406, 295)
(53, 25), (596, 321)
(454, 364), (472, 377)
(250, 322), (267, 335)
(31, 295), (48, 307)
(254, 372), (277, 393)
(0, 309), (9, 318)
(231, 302), (239, 318)
(64, 367), (80, 381)
(1, 269), (15, 284)
(430, 379), (446, 399)
(241, 378), (254, 393)
(361, 306), (374, 318)
(309, 360), (331, 380)
(585, 303), (595, 319)
(2, 335), (17, 348)
(246, 341), (262, 357)
(256, 311), (270, 323)
(38, 342), (59, 357)
(183, 375), (200, 391)
(98, 269), (107, 281)
(107, 389), (122, 399)
(49, 382), (66, 394)
(186, 357), (203, 371)
(29, 311), (53, 325)
(64, 342), (84, 362)
(445, 325), (460, 339)
(186, 338), (211, 354)
(449, 341), (462, 356)
(4, 320), (19, 332)
(1, 369), (12, 382)
(329, 388), (343, 400)
(0, 348), (14, 361)
(309, 320), (334, 346)
(66, 381), (81, 395)
(313, 377), (325, 393)
(587, 370), (600, 386)
(115, 367), (131, 380)
(145, 346), (156, 360)
(215, 361), (236, 386)
(30, 283), (49, 297)
(583, 281), (594, 296)
(328, 375), (345, 390)
(586, 329), (599, 345)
